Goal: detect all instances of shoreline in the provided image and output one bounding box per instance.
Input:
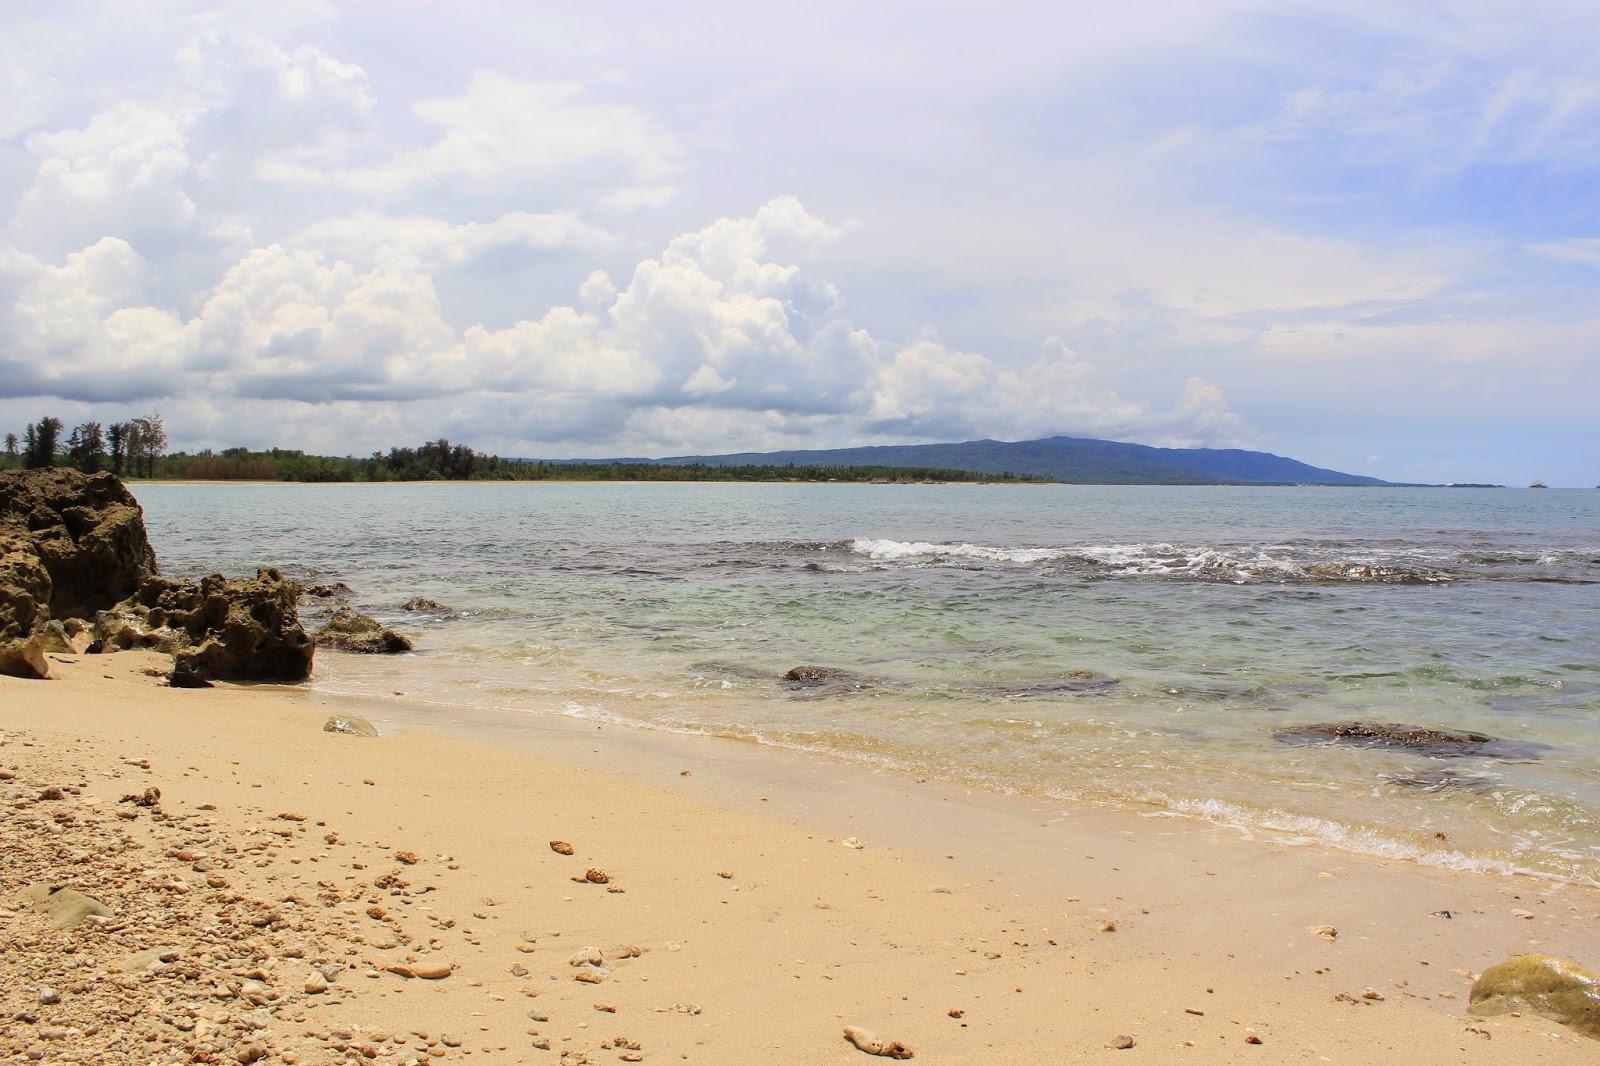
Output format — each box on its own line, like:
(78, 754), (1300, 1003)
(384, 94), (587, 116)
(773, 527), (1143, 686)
(6, 650), (1600, 1063)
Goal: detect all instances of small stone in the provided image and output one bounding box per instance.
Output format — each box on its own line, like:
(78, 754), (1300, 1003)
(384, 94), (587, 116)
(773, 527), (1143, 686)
(1361, 988), (1384, 1001)
(441, 1034), (462, 1048)
(550, 841), (574, 855)
(37, 988), (60, 1005)
(1111, 1035), (1135, 1050)
(305, 974), (329, 995)
(1245, 1034), (1263, 1045)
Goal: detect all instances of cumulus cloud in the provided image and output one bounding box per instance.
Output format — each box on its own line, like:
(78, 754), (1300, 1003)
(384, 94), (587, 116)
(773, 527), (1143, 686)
(304, 72), (679, 209)
(0, 195), (1255, 453)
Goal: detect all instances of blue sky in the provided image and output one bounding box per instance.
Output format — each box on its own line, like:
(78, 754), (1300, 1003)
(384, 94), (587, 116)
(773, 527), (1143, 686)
(1, 1), (1596, 484)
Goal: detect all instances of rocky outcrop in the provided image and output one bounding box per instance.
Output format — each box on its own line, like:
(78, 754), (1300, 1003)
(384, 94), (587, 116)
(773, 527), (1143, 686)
(98, 569), (315, 682)
(314, 608), (412, 654)
(1, 469), (158, 678)
(1470, 954), (1600, 1040)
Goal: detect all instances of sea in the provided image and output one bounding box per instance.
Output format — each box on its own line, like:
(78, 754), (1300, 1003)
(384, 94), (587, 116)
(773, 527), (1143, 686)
(131, 482), (1600, 885)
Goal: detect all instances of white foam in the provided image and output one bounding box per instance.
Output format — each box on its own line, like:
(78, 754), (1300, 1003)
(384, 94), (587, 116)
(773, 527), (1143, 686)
(849, 537), (1067, 564)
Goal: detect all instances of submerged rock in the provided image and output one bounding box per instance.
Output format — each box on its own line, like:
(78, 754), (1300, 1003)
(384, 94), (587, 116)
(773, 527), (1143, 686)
(1381, 767), (1497, 792)
(323, 714), (380, 737)
(972, 670), (1120, 697)
(315, 608), (412, 654)
(1469, 954), (1600, 1040)
(401, 596), (446, 612)
(304, 582), (353, 599)
(1272, 721), (1542, 758)
(782, 665), (875, 692)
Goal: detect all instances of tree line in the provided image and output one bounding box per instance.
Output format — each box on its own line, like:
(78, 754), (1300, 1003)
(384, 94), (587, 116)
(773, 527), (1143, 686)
(3, 417), (1038, 484)
(2, 414), (167, 476)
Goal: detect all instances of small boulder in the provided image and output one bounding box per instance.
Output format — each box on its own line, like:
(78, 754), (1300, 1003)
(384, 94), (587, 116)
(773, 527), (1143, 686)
(1469, 954), (1600, 1040)
(315, 608), (412, 654)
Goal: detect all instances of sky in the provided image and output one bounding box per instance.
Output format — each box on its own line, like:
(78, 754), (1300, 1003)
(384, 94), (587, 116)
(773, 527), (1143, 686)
(2, 1), (1597, 486)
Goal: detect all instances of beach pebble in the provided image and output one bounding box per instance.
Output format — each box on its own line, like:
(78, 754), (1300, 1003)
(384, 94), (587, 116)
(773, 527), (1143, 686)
(37, 988), (60, 1005)
(550, 840), (575, 855)
(842, 837), (865, 850)
(304, 974), (328, 995)
(1110, 1035), (1135, 1050)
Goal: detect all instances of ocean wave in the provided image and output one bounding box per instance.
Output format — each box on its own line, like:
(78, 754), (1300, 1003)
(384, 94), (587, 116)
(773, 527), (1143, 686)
(845, 537), (1460, 583)
(848, 538), (1070, 564)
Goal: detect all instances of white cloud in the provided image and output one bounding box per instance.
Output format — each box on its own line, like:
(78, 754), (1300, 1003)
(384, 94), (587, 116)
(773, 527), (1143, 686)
(0, 238), (184, 401)
(9, 104), (198, 257)
(314, 72), (679, 207)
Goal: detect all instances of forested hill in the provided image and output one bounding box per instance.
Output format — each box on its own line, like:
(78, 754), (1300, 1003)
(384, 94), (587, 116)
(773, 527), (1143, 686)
(635, 435), (1391, 486)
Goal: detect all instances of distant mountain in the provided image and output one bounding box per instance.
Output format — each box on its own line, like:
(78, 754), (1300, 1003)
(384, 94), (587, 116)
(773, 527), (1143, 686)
(626, 436), (1391, 486)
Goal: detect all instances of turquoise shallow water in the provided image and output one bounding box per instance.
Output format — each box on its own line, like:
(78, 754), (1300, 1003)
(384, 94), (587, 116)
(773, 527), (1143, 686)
(132, 482), (1600, 883)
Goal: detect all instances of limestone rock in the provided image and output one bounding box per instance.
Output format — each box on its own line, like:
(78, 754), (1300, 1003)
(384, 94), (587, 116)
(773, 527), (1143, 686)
(0, 468), (156, 620)
(314, 608), (412, 654)
(1, 468), (154, 677)
(1470, 954), (1600, 1039)
(102, 569), (314, 681)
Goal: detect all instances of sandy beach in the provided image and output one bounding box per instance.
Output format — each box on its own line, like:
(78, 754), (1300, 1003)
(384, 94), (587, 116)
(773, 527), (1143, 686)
(5, 649), (1600, 1064)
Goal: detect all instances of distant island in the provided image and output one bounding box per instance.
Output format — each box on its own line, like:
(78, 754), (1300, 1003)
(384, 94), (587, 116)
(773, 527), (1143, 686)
(4, 415), (1413, 485)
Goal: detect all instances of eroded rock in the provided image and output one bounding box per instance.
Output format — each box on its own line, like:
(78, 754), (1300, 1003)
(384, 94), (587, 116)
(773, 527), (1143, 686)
(1469, 954), (1600, 1040)
(2, 468), (155, 678)
(99, 569), (314, 681)
(314, 608), (412, 654)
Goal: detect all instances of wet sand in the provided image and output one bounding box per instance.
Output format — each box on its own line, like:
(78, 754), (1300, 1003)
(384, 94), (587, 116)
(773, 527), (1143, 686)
(5, 649), (1600, 1064)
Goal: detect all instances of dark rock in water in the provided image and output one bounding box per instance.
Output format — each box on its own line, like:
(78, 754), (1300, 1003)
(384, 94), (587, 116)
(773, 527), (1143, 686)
(973, 670), (1120, 697)
(1381, 768), (1496, 792)
(1, 468), (158, 678)
(782, 665), (875, 691)
(323, 714), (380, 737)
(304, 582), (353, 599)
(1272, 720), (1543, 758)
(315, 608), (413, 654)
(401, 597), (446, 612)
(101, 568), (314, 681)
(1469, 955), (1600, 1040)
